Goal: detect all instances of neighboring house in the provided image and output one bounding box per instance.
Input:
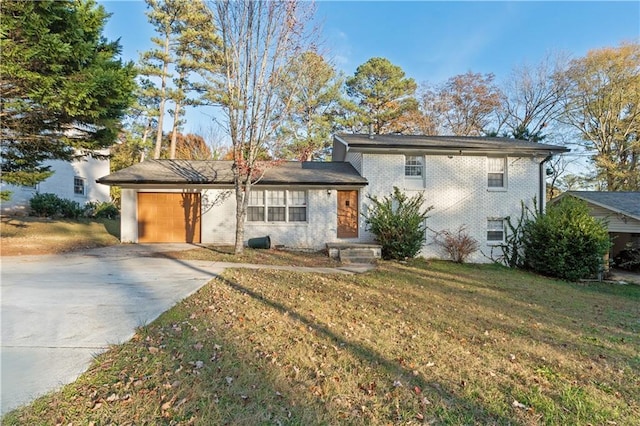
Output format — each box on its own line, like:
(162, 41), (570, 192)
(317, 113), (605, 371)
(0, 151), (111, 215)
(97, 134), (568, 263)
(551, 191), (640, 258)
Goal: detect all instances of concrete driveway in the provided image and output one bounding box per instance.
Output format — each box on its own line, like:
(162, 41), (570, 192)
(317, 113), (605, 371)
(0, 244), (224, 415)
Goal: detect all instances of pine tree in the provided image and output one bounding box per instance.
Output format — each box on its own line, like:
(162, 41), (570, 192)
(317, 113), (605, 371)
(345, 57), (418, 134)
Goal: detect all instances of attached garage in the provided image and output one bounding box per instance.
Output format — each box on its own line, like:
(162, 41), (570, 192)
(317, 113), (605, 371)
(137, 192), (201, 243)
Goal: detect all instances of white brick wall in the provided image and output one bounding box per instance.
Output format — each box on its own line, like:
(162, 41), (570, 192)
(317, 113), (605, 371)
(356, 153), (542, 263)
(1, 154), (110, 214)
(123, 187), (346, 250)
(115, 153), (544, 260)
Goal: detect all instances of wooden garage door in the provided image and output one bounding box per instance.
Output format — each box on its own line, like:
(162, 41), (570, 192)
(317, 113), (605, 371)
(137, 193), (201, 243)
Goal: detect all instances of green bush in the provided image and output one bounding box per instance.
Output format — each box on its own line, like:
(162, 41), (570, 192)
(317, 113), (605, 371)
(363, 187), (433, 260)
(85, 201), (119, 219)
(59, 198), (84, 219)
(30, 194), (119, 219)
(522, 197), (610, 281)
(29, 193), (64, 217)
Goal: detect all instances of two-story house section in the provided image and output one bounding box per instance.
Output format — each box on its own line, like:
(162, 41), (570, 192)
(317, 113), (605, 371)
(332, 134), (569, 262)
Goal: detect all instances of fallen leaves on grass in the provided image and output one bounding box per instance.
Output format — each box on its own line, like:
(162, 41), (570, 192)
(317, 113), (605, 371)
(4, 261), (639, 425)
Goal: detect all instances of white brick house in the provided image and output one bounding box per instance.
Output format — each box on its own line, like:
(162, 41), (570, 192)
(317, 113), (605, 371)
(1, 151), (111, 215)
(333, 134), (568, 262)
(97, 134), (568, 262)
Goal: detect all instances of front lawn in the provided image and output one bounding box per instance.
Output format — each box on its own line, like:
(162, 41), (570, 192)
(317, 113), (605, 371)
(0, 217), (120, 255)
(3, 260), (639, 425)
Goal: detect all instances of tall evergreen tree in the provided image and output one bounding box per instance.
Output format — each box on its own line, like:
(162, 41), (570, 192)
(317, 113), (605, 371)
(139, 0), (182, 159)
(277, 51), (344, 161)
(345, 57), (418, 134)
(0, 0), (136, 186)
(140, 0), (221, 160)
(167, 0), (221, 159)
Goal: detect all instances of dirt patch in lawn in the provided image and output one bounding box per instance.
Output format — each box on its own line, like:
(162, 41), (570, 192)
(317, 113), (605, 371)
(0, 217), (120, 256)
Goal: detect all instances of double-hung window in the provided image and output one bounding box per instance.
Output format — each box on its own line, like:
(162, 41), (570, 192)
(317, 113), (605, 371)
(405, 155), (424, 177)
(247, 189), (307, 223)
(74, 176), (86, 196)
(487, 219), (505, 243)
(487, 157), (506, 189)
(247, 191), (265, 222)
(267, 190), (286, 222)
(288, 190), (307, 222)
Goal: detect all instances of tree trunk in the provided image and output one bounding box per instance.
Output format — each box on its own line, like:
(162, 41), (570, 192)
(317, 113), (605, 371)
(153, 35), (170, 159)
(169, 101), (182, 159)
(233, 179), (247, 254)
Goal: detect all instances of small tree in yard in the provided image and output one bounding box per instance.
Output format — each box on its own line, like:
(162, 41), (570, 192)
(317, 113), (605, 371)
(522, 197), (610, 281)
(432, 226), (479, 263)
(363, 187), (433, 260)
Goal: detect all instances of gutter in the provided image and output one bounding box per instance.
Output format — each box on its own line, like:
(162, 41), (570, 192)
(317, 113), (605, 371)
(539, 154), (553, 215)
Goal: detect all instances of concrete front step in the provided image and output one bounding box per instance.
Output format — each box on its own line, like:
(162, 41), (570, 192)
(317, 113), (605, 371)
(326, 243), (382, 264)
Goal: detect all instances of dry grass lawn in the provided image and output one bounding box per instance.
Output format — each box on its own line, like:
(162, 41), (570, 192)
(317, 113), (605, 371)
(3, 259), (638, 425)
(157, 244), (341, 267)
(0, 217), (120, 255)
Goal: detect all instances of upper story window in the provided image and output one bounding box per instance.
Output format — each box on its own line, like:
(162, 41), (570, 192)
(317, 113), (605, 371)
(487, 218), (505, 243)
(247, 189), (307, 223)
(405, 155), (423, 177)
(73, 176), (86, 196)
(487, 157), (506, 188)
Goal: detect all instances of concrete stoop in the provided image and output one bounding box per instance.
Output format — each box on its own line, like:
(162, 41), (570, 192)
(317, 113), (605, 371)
(326, 243), (382, 264)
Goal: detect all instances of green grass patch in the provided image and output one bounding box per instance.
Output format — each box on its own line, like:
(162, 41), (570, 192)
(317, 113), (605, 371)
(3, 259), (639, 424)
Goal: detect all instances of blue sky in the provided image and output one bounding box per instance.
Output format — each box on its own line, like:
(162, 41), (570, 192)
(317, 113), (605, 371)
(100, 0), (640, 136)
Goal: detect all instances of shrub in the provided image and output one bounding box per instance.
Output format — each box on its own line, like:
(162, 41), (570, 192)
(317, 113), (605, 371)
(432, 226), (479, 263)
(489, 200), (537, 268)
(522, 197), (610, 281)
(614, 248), (640, 272)
(58, 198), (84, 219)
(85, 201), (120, 219)
(30, 194), (117, 219)
(29, 193), (64, 217)
(363, 187), (433, 260)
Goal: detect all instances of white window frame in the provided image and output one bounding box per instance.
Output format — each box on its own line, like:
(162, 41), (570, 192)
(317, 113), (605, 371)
(405, 155), (424, 178)
(487, 218), (505, 244)
(73, 176), (86, 196)
(247, 189), (308, 223)
(267, 190), (286, 222)
(247, 190), (265, 222)
(287, 190), (307, 222)
(487, 157), (507, 190)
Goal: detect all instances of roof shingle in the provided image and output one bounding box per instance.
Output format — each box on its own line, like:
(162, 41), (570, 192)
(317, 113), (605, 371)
(97, 160), (368, 186)
(562, 191), (640, 221)
(335, 133), (570, 155)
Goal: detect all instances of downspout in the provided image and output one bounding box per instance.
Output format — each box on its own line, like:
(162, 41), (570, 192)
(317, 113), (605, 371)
(539, 154), (553, 215)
